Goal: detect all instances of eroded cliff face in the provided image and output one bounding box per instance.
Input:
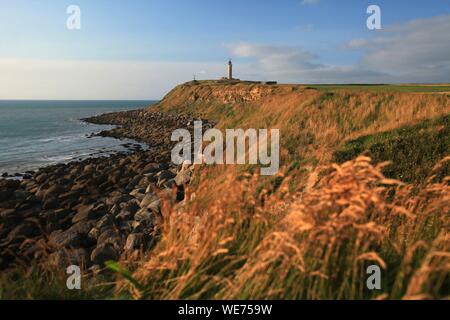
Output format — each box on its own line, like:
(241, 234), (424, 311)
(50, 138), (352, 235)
(185, 84), (277, 103)
(153, 81), (305, 111)
(150, 82), (450, 156)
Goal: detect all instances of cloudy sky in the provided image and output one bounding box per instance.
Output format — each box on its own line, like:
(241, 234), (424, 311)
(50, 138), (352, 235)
(0, 0), (449, 99)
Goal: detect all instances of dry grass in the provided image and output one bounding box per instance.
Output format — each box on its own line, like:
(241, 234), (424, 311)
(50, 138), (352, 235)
(112, 156), (449, 300)
(4, 86), (449, 300)
(156, 86), (450, 164)
(104, 87), (450, 300)
(154, 86), (450, 205)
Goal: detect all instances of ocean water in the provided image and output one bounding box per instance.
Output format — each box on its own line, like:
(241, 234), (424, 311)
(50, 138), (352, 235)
(0, 100), (156, 174)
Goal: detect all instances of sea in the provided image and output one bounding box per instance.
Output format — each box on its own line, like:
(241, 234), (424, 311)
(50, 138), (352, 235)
(0, 100), (157, 175)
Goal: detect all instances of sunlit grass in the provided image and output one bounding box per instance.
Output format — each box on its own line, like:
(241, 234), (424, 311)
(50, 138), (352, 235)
(307, 84), (450, 93)
(3, 85), (449, 299)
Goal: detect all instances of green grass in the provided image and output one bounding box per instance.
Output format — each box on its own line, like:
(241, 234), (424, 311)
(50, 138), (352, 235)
(307, 84), (450, 93)
(0, 267), (118, 300)
(334, 115), (450, 183)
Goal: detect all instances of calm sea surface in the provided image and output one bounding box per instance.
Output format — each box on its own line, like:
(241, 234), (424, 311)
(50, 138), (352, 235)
(0, 100), (157, 174)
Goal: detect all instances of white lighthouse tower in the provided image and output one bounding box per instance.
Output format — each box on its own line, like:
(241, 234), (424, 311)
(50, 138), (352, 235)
(228, 59), (233, 80)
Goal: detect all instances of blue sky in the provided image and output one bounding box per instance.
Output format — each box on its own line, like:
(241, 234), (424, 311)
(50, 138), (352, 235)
(1, 0), (449, 99)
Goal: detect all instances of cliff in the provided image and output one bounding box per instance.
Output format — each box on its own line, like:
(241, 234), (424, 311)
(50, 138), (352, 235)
(152, 80), (308, 112)
(150, 81), (450, 180)
(2, 80), (449, 299)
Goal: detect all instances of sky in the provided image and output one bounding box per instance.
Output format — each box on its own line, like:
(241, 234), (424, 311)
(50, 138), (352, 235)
(0, 0), (449, 99)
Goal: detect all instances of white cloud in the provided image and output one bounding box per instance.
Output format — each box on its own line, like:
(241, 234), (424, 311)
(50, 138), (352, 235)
(343, 38), (370, 50)
(347, 15), (450, 83)
(368, 16), (450, 81)
(227, 15), (450, 84)
(2, 15), (448, 99)
(227, 42), (319, 70)
(226, 42), (388, 83)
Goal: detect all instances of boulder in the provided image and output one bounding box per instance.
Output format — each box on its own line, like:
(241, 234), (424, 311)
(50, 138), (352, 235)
(156, 170), (175, 188)
(72, 203), (105, 223)
(48, 248), (90, 268)
(141, 162), (160, 174)
(47, 208), (72, 223)
(116, 210), (133, 221)
(83, 164), (94, 173)
(134, 208), (155, 222)
(71, 204), (95, 223)
(13, 190), (29, 201)
(106, 192), (131, 206)
(117, 220), (133, 233)
(123, 199), (140, 214)
(175, 171), (191, 186)
(124, 233), (144, 251)
(43, 185), (63, 201)
(162, 179), (176, 189)
(7, 222), (39, 241)
(69, 220), (96, 235)
(35, 173), (48, 184)
(88, 227), (100, 240)
(97, 229), (117, 243)
(48, 229), (84, 249)
(0, 188), (13, 202)
(0, 209), (20, 228)
(131, 219), (154, 235)
(48, 221), (95, 249)
(96, 214), (115, 230)
(110, 204), (122, 216)
(97, 229), (123, 250)
(42, 197), (58, 210)
(1, 179), (20, 189)
(130, 188), (145, 200)
(139, 193), (160, 211)
(90, 243), (118, 265)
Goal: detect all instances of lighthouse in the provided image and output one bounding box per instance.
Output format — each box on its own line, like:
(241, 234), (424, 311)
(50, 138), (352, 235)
(220, 59), (240, 82)
(228, 59), (233, 80)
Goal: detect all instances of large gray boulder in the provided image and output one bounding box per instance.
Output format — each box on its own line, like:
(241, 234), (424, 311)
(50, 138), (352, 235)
(90, 243), (119, 265)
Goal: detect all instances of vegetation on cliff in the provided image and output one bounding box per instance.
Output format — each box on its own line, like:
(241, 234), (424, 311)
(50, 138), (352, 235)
(128, 83), (449, 300)
(1, 82), (449, 299)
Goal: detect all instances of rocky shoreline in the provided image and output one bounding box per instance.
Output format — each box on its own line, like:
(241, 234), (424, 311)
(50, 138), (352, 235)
(0, 109), (214, 273)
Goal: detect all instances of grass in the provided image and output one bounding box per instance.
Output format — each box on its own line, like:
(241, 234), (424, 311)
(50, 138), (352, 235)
(0, 266), (117, 300)
(117, 85), (449, 300)
(334, 114), (450, 183)
(119, 157), (450, 300)
(2, 84), (449, 299)
(136, 85), (450, 300)
(307, 84), (450, 93)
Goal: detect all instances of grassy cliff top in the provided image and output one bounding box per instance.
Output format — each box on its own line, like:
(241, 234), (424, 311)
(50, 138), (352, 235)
(169, 80), (450, 92)
(137, 83), (450, 299)
(4, 81), (449, 300)
(150, 79), (450, 203)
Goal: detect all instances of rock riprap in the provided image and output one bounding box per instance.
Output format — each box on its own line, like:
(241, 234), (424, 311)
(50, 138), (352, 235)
(0, 109), (204, 272)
